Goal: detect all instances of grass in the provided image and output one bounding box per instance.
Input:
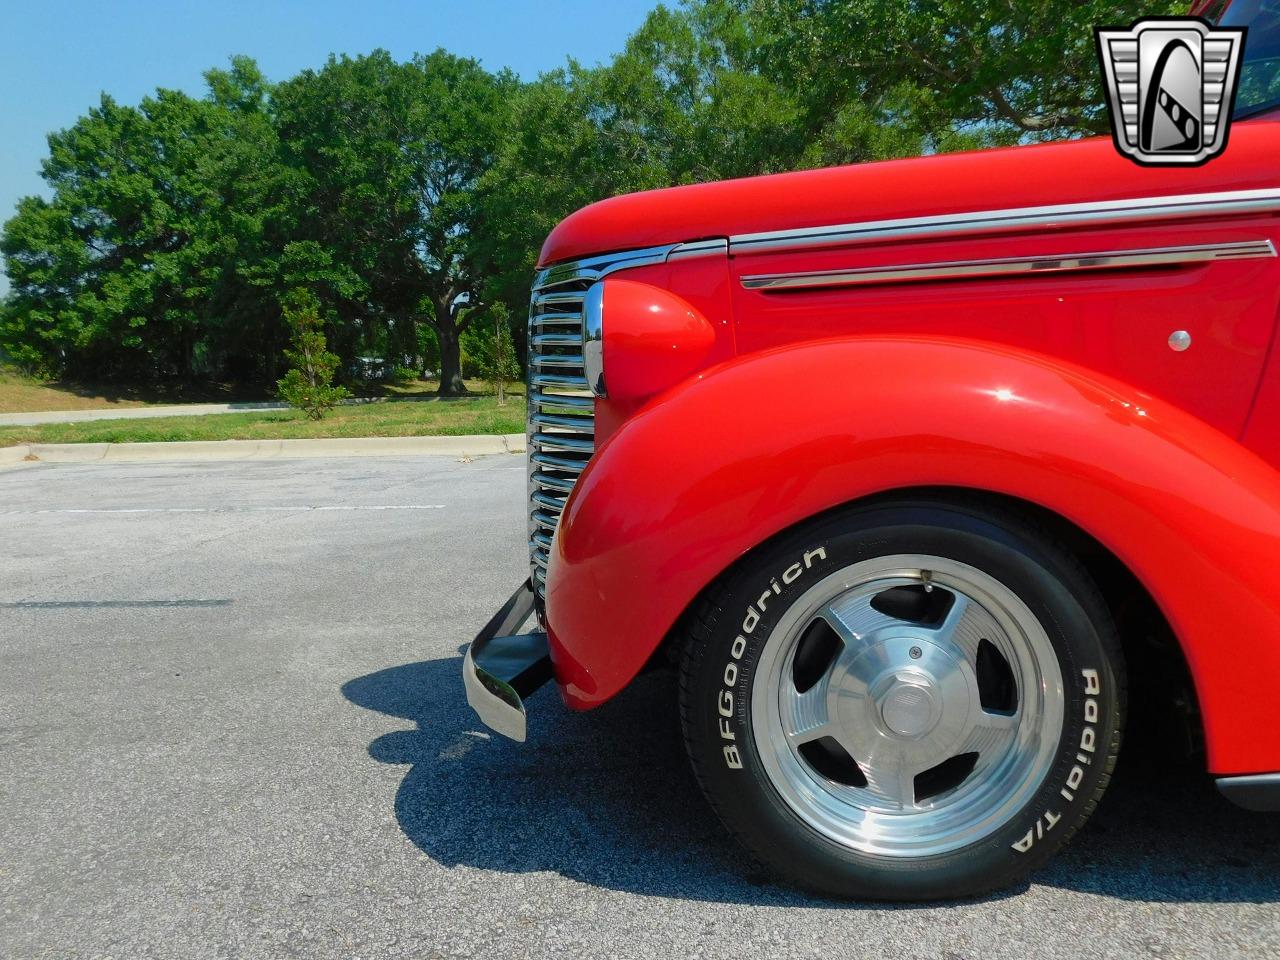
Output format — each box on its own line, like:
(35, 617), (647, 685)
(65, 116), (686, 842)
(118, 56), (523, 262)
(0, 365), (287, 413)
(0, 368), (156, 413)
(0, 387), (527, 447)
(0, 364), (491, 414)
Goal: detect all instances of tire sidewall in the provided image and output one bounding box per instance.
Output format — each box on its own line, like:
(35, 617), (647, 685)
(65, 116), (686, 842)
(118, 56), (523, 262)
(683, 502), (1122, 900)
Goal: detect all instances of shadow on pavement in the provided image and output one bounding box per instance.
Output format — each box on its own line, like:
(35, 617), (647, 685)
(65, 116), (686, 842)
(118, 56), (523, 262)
(341, 655), (1280, 906)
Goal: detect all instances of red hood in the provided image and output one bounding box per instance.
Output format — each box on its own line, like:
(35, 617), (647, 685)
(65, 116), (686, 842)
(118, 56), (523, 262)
(538, 122), (1279, 267)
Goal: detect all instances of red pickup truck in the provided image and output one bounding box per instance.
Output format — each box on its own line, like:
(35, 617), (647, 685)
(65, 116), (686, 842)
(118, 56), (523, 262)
(464, 1), (1280, 899)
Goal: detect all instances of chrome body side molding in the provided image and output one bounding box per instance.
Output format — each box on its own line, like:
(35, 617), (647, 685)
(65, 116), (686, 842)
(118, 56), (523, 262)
(741, 240), (1278, 292)
(730, 188), (1280, 254)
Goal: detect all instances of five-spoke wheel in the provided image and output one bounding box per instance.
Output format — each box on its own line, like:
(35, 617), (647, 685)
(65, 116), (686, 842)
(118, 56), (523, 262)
(680, 499), (1123, 899)
(755, 556), (1062, 857)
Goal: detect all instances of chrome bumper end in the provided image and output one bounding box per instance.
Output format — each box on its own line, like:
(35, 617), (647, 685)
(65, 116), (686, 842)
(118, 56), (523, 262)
(462, 579), (551, 742)
(1217, 772), (1280, 812)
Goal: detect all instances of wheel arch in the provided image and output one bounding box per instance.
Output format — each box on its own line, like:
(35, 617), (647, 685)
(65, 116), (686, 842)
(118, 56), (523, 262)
(657, 486), (1200, 763)
(546, 336), (1280, 773)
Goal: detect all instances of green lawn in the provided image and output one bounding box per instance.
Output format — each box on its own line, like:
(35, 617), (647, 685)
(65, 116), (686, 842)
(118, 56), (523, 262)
(0, 367), (162, 413)
(0, 390), (526, 447)
(0, 363), (488, 414)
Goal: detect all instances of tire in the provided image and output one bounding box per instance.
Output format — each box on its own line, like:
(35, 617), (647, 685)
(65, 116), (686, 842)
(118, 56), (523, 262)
(678, 498), (1124, 900)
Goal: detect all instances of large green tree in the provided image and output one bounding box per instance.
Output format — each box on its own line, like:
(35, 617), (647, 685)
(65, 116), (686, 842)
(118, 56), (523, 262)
(273, 49), (516, 395)
(0, 58), (287, 381)
(476, 3), (809, 305)
(727, 0), (1184, 162)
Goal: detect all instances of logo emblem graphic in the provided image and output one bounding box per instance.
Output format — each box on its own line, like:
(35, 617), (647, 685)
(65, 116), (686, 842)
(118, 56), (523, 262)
(1096, 17), (1246, 166)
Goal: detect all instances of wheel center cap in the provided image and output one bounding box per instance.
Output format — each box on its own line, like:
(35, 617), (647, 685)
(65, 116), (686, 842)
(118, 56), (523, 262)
(879, 677), (940, 738)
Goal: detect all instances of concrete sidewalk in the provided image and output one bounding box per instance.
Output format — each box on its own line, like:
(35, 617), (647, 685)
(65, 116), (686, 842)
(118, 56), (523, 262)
(0, 433), (526, 469)
(0, 400), (298, 427)
(0, 397), (427, 427)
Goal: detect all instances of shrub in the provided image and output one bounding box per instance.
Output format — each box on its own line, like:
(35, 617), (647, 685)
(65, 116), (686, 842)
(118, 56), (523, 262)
(390, 364), (420, 384)
(477, 304), (521, 405)
(276, 289), (350, 419)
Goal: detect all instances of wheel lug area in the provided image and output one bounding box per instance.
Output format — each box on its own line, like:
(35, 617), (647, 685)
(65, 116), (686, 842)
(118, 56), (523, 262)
(875, 670), (941, 738)
(850, 637), (963, 741)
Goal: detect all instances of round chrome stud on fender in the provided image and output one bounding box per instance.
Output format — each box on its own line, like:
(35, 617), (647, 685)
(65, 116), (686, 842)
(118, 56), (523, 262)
(752, 555), (1064, 858)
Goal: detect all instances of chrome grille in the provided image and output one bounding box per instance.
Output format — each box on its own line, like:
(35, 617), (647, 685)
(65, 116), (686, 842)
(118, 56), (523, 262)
(524, 243), (716, 602)
(527, 281), (594, 598)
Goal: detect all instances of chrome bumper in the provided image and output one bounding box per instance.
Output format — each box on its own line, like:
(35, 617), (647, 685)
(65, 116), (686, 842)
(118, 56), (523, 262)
(1217, 772), (1280, 812)
(462, 579), (551, 742)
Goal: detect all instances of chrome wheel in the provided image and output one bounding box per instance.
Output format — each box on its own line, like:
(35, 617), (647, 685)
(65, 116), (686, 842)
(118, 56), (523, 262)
(752, 554), (1065, 858)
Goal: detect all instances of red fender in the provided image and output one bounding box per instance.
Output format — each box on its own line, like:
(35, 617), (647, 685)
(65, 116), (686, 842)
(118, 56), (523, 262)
(546, 337), (1280, 775)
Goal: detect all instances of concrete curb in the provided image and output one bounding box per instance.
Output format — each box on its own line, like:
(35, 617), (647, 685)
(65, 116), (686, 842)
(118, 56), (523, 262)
(0, 434), (526, 468)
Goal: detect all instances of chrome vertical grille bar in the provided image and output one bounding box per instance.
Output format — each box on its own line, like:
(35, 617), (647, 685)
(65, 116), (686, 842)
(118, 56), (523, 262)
(527, 275), (594, 600)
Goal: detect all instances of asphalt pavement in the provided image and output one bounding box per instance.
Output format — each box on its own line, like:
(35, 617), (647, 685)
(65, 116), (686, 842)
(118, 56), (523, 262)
(1, 455), (1278, 959)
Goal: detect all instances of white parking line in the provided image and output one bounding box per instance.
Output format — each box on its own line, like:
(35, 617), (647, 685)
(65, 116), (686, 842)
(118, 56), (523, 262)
(0, 505), (447, 515)
(0, 599), (233, 609)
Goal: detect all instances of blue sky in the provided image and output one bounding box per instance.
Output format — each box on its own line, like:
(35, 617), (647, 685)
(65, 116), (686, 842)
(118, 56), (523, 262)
(0, 0), (660, 294)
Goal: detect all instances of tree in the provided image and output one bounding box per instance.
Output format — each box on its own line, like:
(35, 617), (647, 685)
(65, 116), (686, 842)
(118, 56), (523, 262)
(0, 57), (290, 382)
(276, 288), (349, 419)
(726, 0), (1185, 159)
(272, 50), (516, 396)
(477, 304), (520, 405)
(200, 59), (313, 384)
(476, 3), (808, 306)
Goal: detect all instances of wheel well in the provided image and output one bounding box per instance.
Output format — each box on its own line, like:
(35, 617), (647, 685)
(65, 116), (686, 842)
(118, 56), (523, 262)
(658, 485), (1203, 761)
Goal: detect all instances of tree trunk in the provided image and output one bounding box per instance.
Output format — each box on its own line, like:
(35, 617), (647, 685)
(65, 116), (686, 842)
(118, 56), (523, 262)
(437, 326), (467, 396)
(182, 330), (196, 381)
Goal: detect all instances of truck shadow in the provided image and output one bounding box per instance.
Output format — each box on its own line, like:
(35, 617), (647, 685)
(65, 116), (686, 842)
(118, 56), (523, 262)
(341, 655), (1280, 907)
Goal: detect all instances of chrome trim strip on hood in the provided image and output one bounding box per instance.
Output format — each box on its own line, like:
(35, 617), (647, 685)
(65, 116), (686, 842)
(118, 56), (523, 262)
(534, 238), (728, 288)
(730, 188), (1280, 254)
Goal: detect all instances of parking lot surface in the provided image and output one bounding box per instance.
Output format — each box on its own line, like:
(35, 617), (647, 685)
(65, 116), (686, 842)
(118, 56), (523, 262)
(1, 456), (1278, 959)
